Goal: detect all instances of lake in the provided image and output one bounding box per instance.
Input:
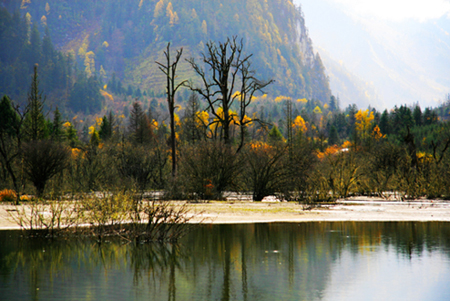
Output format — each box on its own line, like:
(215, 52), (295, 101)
(1, 222), (450, 300)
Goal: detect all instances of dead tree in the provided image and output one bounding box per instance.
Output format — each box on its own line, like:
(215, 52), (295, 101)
(186, 36), (272, 149)
(235, 60), (273, 152)
(0, 95), (27, 196)
(156, 43), (187, 177)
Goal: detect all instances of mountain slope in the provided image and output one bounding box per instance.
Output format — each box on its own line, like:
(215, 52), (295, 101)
(3, 0), (332, 112)
(317, 48), (378, 109)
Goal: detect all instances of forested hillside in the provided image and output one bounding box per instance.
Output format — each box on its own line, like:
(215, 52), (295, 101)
(1, 0), (330, 116)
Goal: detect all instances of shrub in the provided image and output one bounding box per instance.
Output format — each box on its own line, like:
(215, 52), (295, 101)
(22, 140), (70, 197)
(179, 141), (242, 200)
(0, 189), (16, 203)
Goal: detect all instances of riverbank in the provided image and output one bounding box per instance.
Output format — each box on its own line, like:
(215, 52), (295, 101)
(2, 197), (450, 230)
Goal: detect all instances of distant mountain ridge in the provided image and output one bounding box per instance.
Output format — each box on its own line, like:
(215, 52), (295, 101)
(297, 0), (450, 109)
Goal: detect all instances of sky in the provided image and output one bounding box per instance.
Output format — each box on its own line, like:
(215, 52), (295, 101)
(331, 0), (450, 22)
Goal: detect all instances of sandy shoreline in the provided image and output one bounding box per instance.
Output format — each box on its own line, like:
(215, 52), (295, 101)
(2, 197), (450, 230)
(188, 198), (450, 224)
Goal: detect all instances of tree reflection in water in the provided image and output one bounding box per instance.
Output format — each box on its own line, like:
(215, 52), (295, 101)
(1, 222), (450, 300)
(0, 233), (190, 301)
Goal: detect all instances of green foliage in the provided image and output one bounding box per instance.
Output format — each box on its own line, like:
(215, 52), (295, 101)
(99, 114), (113, 141)
(0, 8), (70, 109)
(69, 74), (102, 114)
(65, 124), (80, 147)
(268, 125), (284, 144)
(328, 126), (339, 146)
(50, 106), (64, 142)
(128, 101), (154, 144)
(69, 145), (112, 192)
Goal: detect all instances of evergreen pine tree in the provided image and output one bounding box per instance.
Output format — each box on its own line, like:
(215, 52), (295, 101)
(329, 125), (339, 146)
(379, 109), (390, 135)
(23, 65), (47, 141)
(268, 125), (284, 144)
(99, 111), (114, 141)
(51, 106), (63, 141)
(129, 101), (151, 144)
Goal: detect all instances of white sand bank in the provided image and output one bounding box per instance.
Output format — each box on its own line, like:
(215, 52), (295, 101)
(2, 197), (450, 230)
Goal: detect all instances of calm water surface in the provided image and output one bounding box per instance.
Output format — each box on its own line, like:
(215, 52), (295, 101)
(1, 222), (450, 301)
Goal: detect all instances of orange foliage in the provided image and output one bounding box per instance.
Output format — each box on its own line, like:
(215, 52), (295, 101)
(20, 195), (31, 202)
(71, 148), (82, 159)
(417, 152), (433, 163)
(341, 140), (352, 149)
(41, 15), (47, 26)
(0, 189), (17, 202)
(204, 179), (214, 190)
(316, 141), (352, 159)
(371, 125), (386, 140)
(100, 89), (114, 102)
(250, 141), (272, 152)
(316, 145), (340, 159)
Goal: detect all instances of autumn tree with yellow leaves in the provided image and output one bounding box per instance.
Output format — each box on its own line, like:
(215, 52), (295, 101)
(355, 109), (374, 146)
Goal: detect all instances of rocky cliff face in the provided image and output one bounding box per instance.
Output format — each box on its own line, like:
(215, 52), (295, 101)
(295, 8), (316, 68)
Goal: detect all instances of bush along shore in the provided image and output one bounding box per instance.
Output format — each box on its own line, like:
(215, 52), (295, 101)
(4, 192), (197, 243)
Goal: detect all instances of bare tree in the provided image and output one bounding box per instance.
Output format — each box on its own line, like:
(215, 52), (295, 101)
(244, 144), (288, 201)
(0, 95), (27, 197)
(156, 43), (187, 177)
(186, 36), (272, 149)
(116, 143), (160, 192)
(22, 139), (69, 197)
(235, 59), (273, 152)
